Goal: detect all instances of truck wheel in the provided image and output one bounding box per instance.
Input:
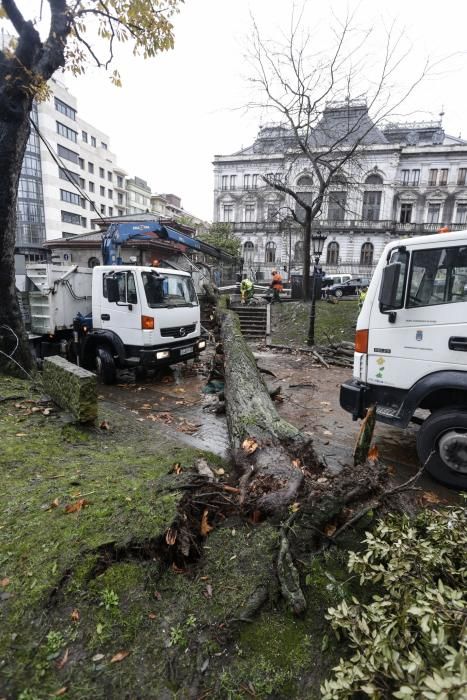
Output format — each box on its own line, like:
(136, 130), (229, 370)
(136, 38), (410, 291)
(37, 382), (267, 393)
(416, 409), (467, 489)
(95, 346), (116, 385)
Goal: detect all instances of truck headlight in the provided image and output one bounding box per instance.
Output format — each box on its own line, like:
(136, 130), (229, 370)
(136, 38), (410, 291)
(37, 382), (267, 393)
(156, 350), (170, 360)
(198, 340), (206, 350)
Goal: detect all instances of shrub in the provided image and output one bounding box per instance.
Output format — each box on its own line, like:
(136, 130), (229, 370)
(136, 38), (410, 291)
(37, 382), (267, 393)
(322, 504), (466, 699)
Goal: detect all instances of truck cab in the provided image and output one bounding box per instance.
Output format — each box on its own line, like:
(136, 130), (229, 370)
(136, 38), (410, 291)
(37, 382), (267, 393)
(340, 230), (467, 489)
(78, 265), (205, 382)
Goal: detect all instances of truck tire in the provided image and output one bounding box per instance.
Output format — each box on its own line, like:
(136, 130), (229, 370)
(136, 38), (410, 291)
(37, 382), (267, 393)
(95, 346), (116, 385)
(416, 409), (467, 490)
(334, 288), (343, 298)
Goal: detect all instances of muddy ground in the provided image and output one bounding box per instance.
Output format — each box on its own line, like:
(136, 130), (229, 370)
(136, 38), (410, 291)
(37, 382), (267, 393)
(101, 347), (456, 502)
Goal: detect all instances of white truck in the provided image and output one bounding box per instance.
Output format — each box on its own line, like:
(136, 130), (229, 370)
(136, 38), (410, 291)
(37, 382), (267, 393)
(27, 262), (206, 384)
(340, 229), (467, 489)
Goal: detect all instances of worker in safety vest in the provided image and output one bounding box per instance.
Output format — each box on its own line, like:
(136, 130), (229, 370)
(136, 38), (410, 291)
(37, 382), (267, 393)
(240, 278), (254, 304)
(358, 286), (368, 311)
(271, 270), (283, 302)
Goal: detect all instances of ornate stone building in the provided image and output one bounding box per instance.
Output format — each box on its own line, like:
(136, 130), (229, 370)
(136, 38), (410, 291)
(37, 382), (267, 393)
(212, 102), (467, 281)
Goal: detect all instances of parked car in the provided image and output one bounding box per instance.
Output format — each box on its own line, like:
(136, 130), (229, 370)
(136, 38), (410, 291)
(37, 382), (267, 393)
(321, 273), (352, 289)
(326, 277), (371, 298)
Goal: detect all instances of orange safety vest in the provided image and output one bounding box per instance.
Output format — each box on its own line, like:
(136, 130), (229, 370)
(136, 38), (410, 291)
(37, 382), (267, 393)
(271, 273), (283, 291)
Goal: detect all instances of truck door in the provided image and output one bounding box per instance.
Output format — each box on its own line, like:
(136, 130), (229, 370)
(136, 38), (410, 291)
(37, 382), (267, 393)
(100, 270), (142, 347)
(368, 244), (467, 390)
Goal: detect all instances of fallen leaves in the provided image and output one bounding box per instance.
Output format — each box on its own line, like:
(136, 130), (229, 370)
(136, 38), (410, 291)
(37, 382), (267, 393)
(148, 612), (157, 620)
(203, 583), (213, 599)
(367, 445), (379, 463)
(0, 577), (10, 587)
(324, 523), (337, 537)
(56, 648), (69, 670)
(200, 509), (213, 536)
(70, 609), (80, 622)
(165, 528), (177, 546)
(99, 420), (110, 430)
(64, 499), (89, 514)
(92, 653), (105, 662)
(169, 462), (183, 475)
(242, 437), (258, 454)
(53, 687), (67, 696)
(420, 491), (443, 506)
(110, 650), (130, 664)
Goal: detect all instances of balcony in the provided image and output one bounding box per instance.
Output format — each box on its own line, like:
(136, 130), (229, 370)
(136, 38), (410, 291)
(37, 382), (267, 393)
(229, 219), (467, 235)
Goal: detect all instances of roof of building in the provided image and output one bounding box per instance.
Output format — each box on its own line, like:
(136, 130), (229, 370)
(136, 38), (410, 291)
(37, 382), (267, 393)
(230, 102), (467, 157)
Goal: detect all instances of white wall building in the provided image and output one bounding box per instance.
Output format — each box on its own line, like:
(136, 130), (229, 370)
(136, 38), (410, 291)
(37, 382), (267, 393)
(212, 102), (467, 281)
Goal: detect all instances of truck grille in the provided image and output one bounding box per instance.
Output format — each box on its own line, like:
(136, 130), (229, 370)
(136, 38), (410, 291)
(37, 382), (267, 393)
(160, 323), (196, 338)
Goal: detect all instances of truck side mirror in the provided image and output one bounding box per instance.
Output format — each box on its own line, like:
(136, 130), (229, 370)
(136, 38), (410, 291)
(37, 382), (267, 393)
(106, 277), (119, 303)
(379, 262), (402, 311)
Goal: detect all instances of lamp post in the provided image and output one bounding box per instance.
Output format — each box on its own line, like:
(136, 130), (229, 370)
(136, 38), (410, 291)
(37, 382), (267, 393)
(307, 231), (327, 346)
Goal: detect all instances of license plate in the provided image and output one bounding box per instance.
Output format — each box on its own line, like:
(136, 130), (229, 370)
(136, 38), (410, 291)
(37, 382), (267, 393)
(180, 346), (193, 356)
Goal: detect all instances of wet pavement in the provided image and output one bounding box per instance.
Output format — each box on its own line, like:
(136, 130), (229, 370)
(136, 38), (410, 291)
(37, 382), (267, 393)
(99, 344), (458, 502)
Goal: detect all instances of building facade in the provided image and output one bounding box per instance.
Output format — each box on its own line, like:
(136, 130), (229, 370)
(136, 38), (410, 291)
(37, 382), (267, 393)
(212, 103), (467, 281)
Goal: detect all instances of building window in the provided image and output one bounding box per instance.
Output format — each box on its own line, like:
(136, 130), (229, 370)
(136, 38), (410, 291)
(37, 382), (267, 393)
(223, 204), (233, 222)
(265, 241), (276, 263)
(429, 169), (438, 186)
(56, 121), (78, 142)
(117, 192), (123, 205)
(360, 242), (374, 266)
(221, 175), (228, 190)
(99, 167), (105, 178)
(230, 175), (236, 189)
(57, 144), (79, 164)
(78, 157), (84, 170)
(427, 203), (441, 223)
(117, 175), (123, 188)
(440, 169), (449, 186)
(108, 189), (113, 199)
(412, 169), (420, 186)
(89, 181), (95, 193)
(88, 257), (100, 268)
(108, 206), (113, 216)
(457, 168), (467, 186)
(402, 169), (410, 185)
(60, 189), (82, 206)
(118, 209), (124, 216)
(364, 174), (383, 185)
(244, 204), (255, 222)
(362, 191), (382, 221)
(243, 174), (250, 189)
(91, 136), (97, 147)
(61, 210), (82, 225)
(400, 203), (413, 224)
(100, 204), (106, 215)
(100, 186), (105, 196)
(456, 203), (467, 224)
(88, 162), (94, 174)
(327, 191), (346, 221)
(82, 131), (88, 143)
(252, 174), (258, 189)
(266, 205), (277, 221)
(243, 241), (254, 263)
(108, 171), (112, 182)
(54, 97), (76, 120)
(294, 240), (304, 263)
(101, 142), (108, 150)
(326, 241), (339, 265)
(79, 177), (85, 189)
(58, 167), (80, 185)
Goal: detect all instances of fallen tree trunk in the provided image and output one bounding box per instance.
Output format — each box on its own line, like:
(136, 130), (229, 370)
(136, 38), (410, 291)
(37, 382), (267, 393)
(218, 306), (323, 515)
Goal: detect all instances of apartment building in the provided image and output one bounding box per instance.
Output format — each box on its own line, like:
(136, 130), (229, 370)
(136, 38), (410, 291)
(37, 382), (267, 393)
(212, 102), (467, 280)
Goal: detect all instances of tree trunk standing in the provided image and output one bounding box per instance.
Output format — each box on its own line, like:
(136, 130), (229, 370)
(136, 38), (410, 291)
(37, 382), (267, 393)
(302, 211), (311, 300)
(0, 89), (35, 374)
(218, 306), (323, 515)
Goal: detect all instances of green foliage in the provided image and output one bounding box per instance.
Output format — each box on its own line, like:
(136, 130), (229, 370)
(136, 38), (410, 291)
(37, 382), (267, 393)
(100, 588), (119, 610)
(198, 223), (241, 257)
(322, 504), (467, 699)
(45, 631), (65, 655)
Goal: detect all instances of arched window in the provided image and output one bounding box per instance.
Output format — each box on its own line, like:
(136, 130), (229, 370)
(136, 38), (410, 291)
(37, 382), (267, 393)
(297, 175), (313, 186)
(330, 173), (347, 186)
(296, 175), (313, 222)
(294, 240), (303, 263)
(243, 241), (254, 263)
(88, 256), (100, 268)
(360, 242), (374, 266)
(365, 174), (383, 185)
(326, 242), (339, 266)
(265, 241), (276, 263)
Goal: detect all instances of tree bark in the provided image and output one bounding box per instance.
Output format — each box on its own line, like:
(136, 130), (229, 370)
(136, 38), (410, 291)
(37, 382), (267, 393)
(0, 69), (35, 374)
(302, 211), (311, 300)
(218, 306), (323, 515)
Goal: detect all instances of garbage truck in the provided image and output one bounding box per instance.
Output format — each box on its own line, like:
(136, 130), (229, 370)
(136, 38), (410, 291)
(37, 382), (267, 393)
(25, 222), (207, 383)
(340, 229), (467, 489)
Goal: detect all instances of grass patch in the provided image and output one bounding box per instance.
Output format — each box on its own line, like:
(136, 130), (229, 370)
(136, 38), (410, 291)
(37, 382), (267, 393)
(271, 300), (358, 347)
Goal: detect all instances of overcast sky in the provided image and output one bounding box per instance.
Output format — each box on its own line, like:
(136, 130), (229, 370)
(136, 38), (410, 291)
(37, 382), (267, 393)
(12, 1), (467, 220)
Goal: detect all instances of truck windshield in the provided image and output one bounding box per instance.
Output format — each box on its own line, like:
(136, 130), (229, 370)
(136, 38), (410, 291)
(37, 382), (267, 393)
(142, 271), (198, 308)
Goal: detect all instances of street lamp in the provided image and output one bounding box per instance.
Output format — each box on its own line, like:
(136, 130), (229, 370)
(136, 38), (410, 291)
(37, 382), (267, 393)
(307, 231), (327, 346)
